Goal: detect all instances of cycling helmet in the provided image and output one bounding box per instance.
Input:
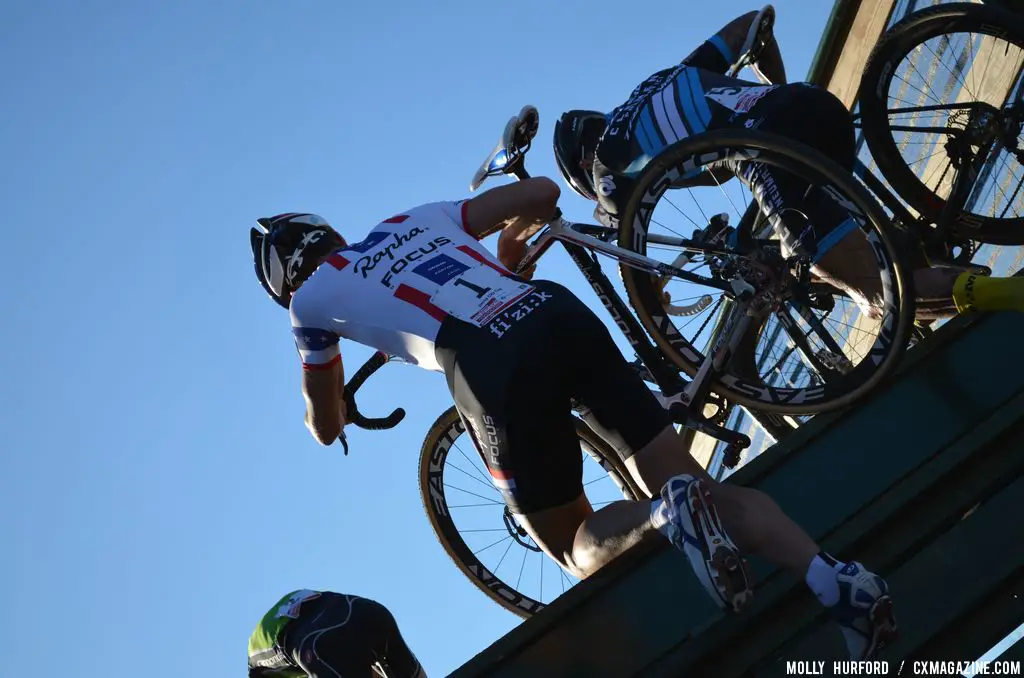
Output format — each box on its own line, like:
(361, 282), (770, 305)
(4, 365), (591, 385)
(553, 110), (607, 201)
(250, 212), (344, 309)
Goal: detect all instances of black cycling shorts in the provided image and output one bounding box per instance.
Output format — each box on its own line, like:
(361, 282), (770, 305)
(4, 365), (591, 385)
(434, 279), (671, 514)
(278, 593), (425, 678)
(724, 82), (860, 263)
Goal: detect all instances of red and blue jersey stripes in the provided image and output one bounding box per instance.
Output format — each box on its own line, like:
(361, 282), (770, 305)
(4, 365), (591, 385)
(287, 200), (528, 373)
(394, 284), (448, 322)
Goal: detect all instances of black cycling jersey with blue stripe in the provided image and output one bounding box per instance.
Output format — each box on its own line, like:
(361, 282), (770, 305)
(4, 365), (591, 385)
(595, 36), (776, 179)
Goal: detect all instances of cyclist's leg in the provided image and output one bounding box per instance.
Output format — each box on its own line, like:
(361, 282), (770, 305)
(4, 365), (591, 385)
(364, 599), (427, 678)
(555, 282), (896, 651)
(731, 83), (891, 315)
(558, 290), (817, 574)
(435, 288), (602, 579)
(282, 593), (427, 678)
(440, 281), (712, 583)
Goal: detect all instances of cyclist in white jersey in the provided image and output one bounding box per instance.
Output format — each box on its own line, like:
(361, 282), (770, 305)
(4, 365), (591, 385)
(250, 177), (895, 657)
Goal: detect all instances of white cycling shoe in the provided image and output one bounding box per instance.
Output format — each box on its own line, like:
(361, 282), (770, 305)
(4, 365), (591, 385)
(829, 562), (898, 659)
(660, 474), (753, 613)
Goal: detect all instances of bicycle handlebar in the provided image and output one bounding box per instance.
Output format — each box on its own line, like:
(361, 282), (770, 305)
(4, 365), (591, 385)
(338, 351), (406, 454)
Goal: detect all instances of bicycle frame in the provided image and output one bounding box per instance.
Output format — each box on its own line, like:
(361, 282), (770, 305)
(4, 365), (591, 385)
(519, 216), (742, 295)
(494, 138), (771, 447)
(521, 215), (753, 448)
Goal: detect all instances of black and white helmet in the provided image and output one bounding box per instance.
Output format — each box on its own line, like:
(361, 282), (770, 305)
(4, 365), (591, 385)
(552, 110), (608, 201)
(250, 212), (344, 309)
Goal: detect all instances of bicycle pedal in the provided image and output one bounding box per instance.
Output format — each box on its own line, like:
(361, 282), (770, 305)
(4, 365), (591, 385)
(723, 444), (743, 469)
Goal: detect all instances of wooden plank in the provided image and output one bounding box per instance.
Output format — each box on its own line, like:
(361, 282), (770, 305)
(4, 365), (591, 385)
(759, 476), (1024, 675)
(823, 0), (896, 107)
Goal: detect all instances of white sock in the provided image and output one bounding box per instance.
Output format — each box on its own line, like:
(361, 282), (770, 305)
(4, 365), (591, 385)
(806, 554), (844, 607)
(650, 498), (671, 535)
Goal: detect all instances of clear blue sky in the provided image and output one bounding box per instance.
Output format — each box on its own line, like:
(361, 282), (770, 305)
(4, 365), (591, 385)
(11, 1), (1002, 676)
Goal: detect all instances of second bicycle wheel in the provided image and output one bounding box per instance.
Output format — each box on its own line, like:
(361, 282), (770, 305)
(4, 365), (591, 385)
(618, 129), (915, 415)
(858, 2), (1024, 244)
(418, 405), (643, 619)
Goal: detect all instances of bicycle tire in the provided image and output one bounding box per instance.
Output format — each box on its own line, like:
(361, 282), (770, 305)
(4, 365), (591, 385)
(858, 2), (1024, 245)
(418, 405), (643, 619)
(618, 129), (915, 415)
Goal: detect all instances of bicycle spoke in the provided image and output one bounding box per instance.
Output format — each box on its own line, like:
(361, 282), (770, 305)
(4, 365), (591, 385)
(662, 196), (704, 231)
(472, 535), (513, 558)
(494, 539), (515, 573)
(429, 412), (639, 613)
(443, 483), (503, 504)
(539, 548), (543, 603)
(452, 440), (492, 485)
(516, 541), (528, 590)
(687, 188), (710, 225)
(444, 461), (501, 494)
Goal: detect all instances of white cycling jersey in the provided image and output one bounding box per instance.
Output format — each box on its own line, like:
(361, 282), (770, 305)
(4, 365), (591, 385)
(290, 200), (535, 372)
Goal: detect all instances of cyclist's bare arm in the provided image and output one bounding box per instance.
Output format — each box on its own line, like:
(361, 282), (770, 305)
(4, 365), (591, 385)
(302, 357), (346, 445)
(705, 10), (787, 85)
(463, 177), (560, 271)
(464, 176), (560, 239)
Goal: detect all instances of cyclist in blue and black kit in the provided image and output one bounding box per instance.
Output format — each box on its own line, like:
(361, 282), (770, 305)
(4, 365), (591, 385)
(554, 7), (1024, 325)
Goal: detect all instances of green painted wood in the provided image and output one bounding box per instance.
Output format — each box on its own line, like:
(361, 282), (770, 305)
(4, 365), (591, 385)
(646, 395), (1024, 677)
(758, 477), (1024, 676)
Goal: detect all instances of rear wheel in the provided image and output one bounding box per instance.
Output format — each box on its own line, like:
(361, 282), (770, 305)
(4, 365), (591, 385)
(619, 129), (915, 415)
(418, 405), (643, 618)
(858, 2), (1024, 244)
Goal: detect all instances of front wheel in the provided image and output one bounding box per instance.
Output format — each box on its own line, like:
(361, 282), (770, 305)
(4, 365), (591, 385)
(418, 405), (643, 619)
(618, 129), (915, 415)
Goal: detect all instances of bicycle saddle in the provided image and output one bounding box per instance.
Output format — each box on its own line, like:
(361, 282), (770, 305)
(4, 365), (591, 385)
(470, 105), (539, 191)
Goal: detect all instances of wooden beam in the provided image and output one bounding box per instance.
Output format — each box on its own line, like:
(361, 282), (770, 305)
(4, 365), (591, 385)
(824, 0), (896, 108)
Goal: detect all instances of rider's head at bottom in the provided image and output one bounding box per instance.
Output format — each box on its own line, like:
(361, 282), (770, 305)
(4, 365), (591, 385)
(250, 212), (347, 309)
(553, 109), (607, 202)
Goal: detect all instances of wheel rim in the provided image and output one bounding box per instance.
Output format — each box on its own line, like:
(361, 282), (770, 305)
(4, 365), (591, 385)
(865, 9), (1024, 234)
(620, 130), (910, 414)
(421, 411), (636, 617)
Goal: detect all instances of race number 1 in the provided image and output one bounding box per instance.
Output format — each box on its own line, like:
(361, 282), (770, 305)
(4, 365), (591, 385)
(452, 276), (492, 298)
(418, 256), (533, 327)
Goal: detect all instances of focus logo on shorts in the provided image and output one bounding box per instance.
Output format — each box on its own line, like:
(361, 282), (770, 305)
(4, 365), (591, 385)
(467, 414), (502, 469)
(483, 415), (500, 466)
